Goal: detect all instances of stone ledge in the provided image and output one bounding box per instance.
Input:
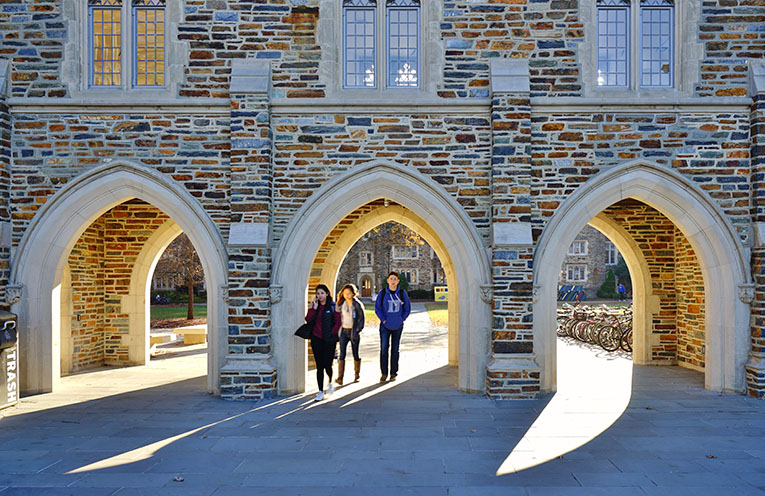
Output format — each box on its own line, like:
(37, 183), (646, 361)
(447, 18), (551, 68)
(750, 61), (765, 97)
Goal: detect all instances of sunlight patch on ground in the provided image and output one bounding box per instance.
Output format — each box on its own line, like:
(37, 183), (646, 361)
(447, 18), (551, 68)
(497, 338), (633, 475)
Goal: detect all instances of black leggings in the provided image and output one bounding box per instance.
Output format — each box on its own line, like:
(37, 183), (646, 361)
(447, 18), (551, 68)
(310, 336), (336, 392)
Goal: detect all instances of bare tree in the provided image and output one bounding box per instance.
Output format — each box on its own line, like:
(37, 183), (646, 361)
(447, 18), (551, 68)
(153, 234), (204, 319)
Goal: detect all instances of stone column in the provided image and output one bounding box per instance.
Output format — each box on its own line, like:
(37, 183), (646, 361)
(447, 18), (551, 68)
(486, 60), (540, 399)
(220, 60), (277, 400)
(0, 60), (10, 311)
(747, 61), (765, 398)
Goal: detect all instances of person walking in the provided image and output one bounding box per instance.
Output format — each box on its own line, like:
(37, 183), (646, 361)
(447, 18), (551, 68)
(305, 284), (341, 401)
(335, 283), (365, 385)
(374, 271), (411, 382)
(617, 283), (626, 301)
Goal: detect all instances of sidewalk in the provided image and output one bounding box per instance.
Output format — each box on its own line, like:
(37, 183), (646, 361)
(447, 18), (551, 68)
(0, 303), (764, 495)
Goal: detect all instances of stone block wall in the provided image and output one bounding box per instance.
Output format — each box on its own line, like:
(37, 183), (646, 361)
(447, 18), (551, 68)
(66, 201), (169, 370)
(674, 230), (705, 371)
(603, 200), (679, 363)
(530, 111), (752, 244)
(67, 218), (105, 372)
(558, 225), (620, 298)
(271, 112), (493, 245)
(10, 112), (231, 242)
(0, 81), (10, 309)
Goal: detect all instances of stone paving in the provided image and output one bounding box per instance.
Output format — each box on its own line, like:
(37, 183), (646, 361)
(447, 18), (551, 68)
(0, 303), (764, 495)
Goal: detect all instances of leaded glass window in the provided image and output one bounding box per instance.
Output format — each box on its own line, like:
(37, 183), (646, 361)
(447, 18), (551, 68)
(386, 0), (419, 88)
(597, 2), (629, 87)
(640, 0), (673, 87)
(343, 0), (376, 88)
(133, 0), (166, 86)
(90, 0), (123, 86)
(595, 0), (674, 89)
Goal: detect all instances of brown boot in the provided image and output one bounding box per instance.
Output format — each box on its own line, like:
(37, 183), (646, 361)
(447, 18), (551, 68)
(354, 360), (361, 382)
(336, 360), (345, 385)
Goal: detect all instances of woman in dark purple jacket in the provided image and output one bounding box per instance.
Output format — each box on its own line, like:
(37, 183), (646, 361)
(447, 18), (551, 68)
(304, 284), (341, 401)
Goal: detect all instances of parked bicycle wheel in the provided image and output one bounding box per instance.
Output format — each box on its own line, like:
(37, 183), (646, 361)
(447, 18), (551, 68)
(621, 328), (633, 352)
(598, 325), (621, 352)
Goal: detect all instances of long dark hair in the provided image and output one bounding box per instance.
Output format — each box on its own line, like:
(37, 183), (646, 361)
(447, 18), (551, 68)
(315, 284), (333, 305)
(339, 283), (358, 305)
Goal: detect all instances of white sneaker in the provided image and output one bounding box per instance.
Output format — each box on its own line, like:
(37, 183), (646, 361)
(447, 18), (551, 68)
(314, 391), (324, 401)
(328, 383), (335, 395)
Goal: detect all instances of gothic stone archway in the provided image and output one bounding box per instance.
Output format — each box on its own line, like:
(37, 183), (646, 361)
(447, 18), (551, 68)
(533, 161), (751, 394)
(11, 163), (228, 395)
(271, 162), (493, 395)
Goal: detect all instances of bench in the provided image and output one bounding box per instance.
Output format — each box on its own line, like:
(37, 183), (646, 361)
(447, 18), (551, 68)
(149, 332), (176, 347)
(172, 325), (207, 345)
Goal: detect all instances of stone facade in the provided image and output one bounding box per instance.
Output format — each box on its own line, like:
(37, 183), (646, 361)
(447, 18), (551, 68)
(336, 221), (445, 297)
(558, 225), (621, 299)
(1, 1), (764, 400)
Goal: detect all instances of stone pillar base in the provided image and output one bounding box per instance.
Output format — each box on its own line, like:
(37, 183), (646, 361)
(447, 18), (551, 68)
(746, 355), (765, 399)
(486, 357), (540, 399)
(220, 355), (277, 400)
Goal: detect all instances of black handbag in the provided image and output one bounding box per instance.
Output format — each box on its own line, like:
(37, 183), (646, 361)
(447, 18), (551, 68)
(294, 322), (312, 340)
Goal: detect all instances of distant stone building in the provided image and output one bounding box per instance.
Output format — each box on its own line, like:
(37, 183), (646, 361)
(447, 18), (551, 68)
(558, 226), (622, 299)
(336, 222), (445, 298)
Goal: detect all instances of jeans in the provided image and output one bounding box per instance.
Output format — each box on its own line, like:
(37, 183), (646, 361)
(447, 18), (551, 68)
(379, 324), (403, 377)
(310, 336), (336, 392)
(338, 328), (360, 361)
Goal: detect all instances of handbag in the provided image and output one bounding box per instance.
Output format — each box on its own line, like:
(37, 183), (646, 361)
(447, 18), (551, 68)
(294, 322), (312, 340)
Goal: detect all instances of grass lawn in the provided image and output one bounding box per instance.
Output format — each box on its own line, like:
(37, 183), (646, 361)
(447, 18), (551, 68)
(424, 302), (448, 326)
(151, 304), (207, 321)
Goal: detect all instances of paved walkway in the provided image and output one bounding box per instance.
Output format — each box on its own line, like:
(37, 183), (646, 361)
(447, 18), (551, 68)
(1, 303), (764, 495)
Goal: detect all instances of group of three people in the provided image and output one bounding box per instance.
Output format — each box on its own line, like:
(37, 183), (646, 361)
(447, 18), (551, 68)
(304, 271), (411, 401)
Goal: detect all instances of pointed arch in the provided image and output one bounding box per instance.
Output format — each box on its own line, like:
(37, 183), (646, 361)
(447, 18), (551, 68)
(533, 160), (751, 394)
(271, 161), (492, 394)
(11, 162), (228, 395)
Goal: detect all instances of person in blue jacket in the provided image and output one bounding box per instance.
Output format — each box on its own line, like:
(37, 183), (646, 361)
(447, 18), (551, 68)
(374, 271), (411, 382)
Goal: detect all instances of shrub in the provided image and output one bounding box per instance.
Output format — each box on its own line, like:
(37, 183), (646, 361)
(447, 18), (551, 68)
(407, 289), (434, 300)
(596, 269), (618, 299)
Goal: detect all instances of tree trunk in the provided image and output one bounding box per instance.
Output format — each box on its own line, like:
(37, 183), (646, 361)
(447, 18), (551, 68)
(187, 276), (194, 320)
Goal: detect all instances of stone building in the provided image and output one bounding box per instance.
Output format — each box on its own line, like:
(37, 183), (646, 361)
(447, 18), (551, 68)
(336, 221), (446, 297)
(559, 225), (622, 299)
(1, 1), (764, 400)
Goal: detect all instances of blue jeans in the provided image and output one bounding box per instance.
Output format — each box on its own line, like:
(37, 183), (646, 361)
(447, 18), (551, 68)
(379, 324), (403, 377)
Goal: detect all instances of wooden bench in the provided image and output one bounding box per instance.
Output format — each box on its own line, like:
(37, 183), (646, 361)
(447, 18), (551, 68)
(172, 325), (207, 345)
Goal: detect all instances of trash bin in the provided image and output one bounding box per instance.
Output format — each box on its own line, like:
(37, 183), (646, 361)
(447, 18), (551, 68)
(0, 311), (18, 409)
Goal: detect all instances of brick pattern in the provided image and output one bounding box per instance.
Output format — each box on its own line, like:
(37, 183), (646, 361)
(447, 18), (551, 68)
(0, 97), (10, 308)
(697, 3), (765, 98)
(486, 367), (541, 400)
(3, 1), (762, 100)
(271, 113), (492, 245)
(10, 112), (231, 243)
(749, 92), (765, 398)
(179, 3), (321, 99)
(67, 201), (169, 369)
(67, 218), (105, 371)
(440, 0), (583, 99)
(530, 112), (752, 244)
(674, 229), (705, 371)
(230, 94), (271, 224)
(220, 370), (277, 401)
(102, 201), (169, 364)
(603, 200), (678, 363)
